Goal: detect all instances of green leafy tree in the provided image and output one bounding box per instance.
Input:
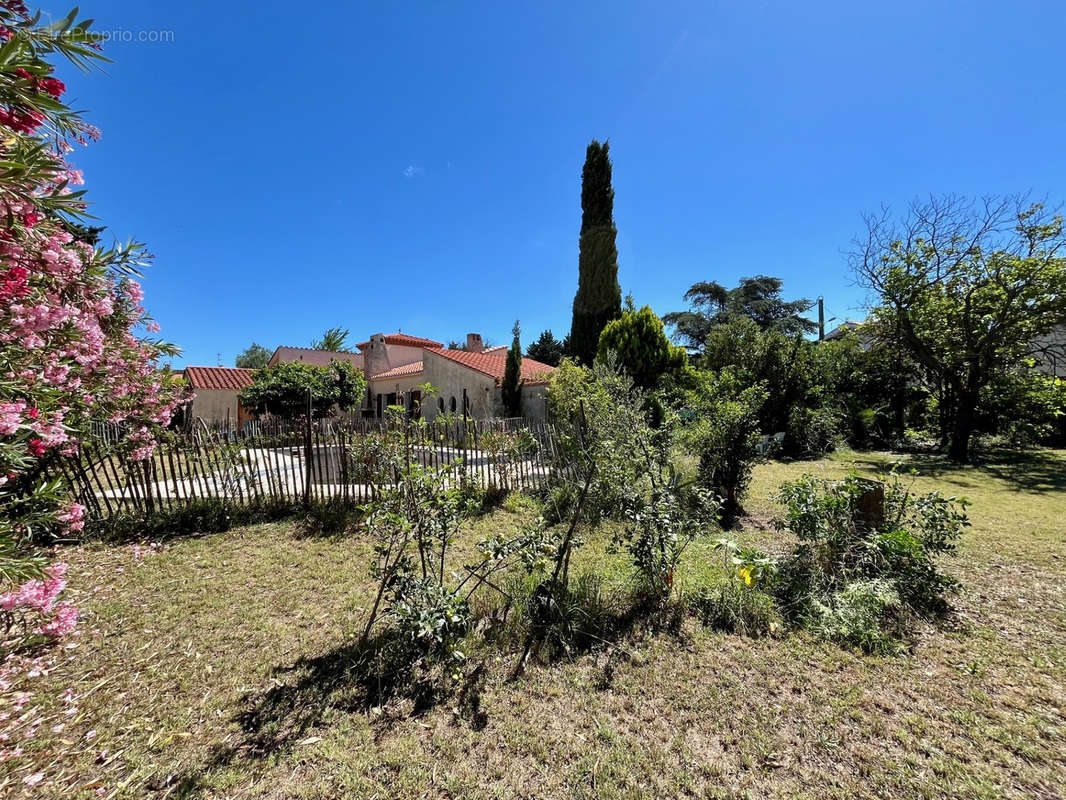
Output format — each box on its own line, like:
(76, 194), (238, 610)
(235, 342), (271, 369)
(852, 195), (1066, 461)
(683, 371), (766, 527)
(239, 360), (366, 419)
(702, 317), (811, 434)
(526, 329), (565, 367)
(312, 327), (351, 351)
(570, 140), (622, 365)
(501, 321), (523, 417)
(596, 305), (687, 389)
(664, 276), (815, 353)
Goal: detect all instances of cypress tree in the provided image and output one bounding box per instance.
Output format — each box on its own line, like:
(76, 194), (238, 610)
(570, 140), (622, 365)
(501, 320), (523, 417)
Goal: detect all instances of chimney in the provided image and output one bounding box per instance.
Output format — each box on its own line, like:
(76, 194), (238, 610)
(466, 333), (484, 353)
(363, 333), (390, 377)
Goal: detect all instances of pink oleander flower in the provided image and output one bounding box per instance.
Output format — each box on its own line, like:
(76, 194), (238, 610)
(56, 503), (85, 533)
(36, 603), (78, 637)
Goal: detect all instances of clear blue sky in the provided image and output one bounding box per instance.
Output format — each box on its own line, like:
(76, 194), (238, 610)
(55, 0), (1066, 368)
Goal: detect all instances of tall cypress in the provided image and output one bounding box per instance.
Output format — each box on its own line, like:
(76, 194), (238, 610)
(501, 320), (523, 417)
(570, 140), (622, 365)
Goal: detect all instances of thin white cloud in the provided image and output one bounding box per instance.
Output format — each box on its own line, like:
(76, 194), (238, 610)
(403, 164), (424, 178)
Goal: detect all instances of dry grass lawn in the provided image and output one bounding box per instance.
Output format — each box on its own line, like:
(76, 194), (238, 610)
(2, 449), (1064, 799)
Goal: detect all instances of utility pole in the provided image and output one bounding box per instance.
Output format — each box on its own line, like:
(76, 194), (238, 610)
(818, 297), (825, 341)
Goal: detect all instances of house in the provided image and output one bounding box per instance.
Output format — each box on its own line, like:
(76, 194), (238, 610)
(364, 332), (556, 420)
(359, 332), (445, 416)
(183, 330), (557, 424)
(267, 346), (364, 370)
(824, 320), (1066, 378)
(1030, 325), (1066, 378)
(182, 366), (256, 425)
(823, 320), (864, 342)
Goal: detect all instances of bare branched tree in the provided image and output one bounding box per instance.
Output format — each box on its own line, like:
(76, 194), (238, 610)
(850, 194), (1066, 462)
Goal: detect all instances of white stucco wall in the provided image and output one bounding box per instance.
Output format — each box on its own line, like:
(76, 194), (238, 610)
(421, 353), (497, 420)
(189, 389), (247, 424)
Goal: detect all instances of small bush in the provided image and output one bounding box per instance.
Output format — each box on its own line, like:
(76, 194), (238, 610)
(773, 473), (968, 651)
(786, 406), (844, 458)
(519, 573), (614, 659)
(683, 371), (765, 527)
(293, 500), (362, 537)
(806, 579), (904, 654)
(386, 574), (471, 677)
(685, 580), (781, 638)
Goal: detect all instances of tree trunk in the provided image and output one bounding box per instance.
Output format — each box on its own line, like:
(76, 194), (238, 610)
(948, 391), (977, 463)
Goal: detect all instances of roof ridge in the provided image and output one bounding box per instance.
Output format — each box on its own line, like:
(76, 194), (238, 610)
(274, 345), (357, 353)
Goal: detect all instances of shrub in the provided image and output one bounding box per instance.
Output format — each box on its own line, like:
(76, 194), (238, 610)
(682, 371), (765, 526)
(684, 538), (781, 637)
(685, 580), (781, 638)
(773, 473), (968, 650)
(596, 305), (687, 390)
(239, 359), (366, 419)
(806, 579), (903, 654)
(613, 481), (720, 601)
(386, 574), (471, 676)
(786, 405), (844, 457)
(0, 6), (190, 587)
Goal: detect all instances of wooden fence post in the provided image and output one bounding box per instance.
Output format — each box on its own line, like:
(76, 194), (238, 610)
(303, 389), (313, 508)
(853, 479), (885, 527)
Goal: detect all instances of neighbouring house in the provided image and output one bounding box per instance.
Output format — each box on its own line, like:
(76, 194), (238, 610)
(363, 332), (556, 420)
(268, 346), (364, 370)
(181, 347), (364, 425)
(1031, 325), (1066, 378)
(359, 332), (445, 417)
(823, 320), (863, 342)
(825, 320), (1066, 378)
(184, 331), (557, 425)
(182, 366), (256, 425)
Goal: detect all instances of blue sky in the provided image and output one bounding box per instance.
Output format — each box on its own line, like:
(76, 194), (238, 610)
(55, 0), (1066, 367)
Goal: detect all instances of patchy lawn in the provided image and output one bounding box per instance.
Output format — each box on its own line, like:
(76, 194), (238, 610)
(2, 450), (1065, 799)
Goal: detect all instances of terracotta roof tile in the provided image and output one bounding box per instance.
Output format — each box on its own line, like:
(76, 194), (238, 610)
(370, 361), (425, 380)
(183, 366), (257, 391)
(429, 349), (556, 386)
(355, 333), (444, 350)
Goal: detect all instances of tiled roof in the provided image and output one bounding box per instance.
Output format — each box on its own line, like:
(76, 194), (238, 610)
(370, 361), (425, 381)
(429, 349), (556, 386)
(355, 333), (444, 350)
(183, 366), (256, 391)
(269, 347), (364, 368)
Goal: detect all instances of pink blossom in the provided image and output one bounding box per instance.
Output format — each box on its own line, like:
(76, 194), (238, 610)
(36, 603), (78, 637)
(56, 503), (85, 533)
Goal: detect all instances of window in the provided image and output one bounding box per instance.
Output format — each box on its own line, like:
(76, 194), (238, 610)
(450, 396), (457, 412)
(438, 397), (444, 412)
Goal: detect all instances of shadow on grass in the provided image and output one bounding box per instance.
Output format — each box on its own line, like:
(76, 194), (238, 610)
(846, 449), (1066, 495)
(167, 629), (458, 797)
(167, 582), (680, 797)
